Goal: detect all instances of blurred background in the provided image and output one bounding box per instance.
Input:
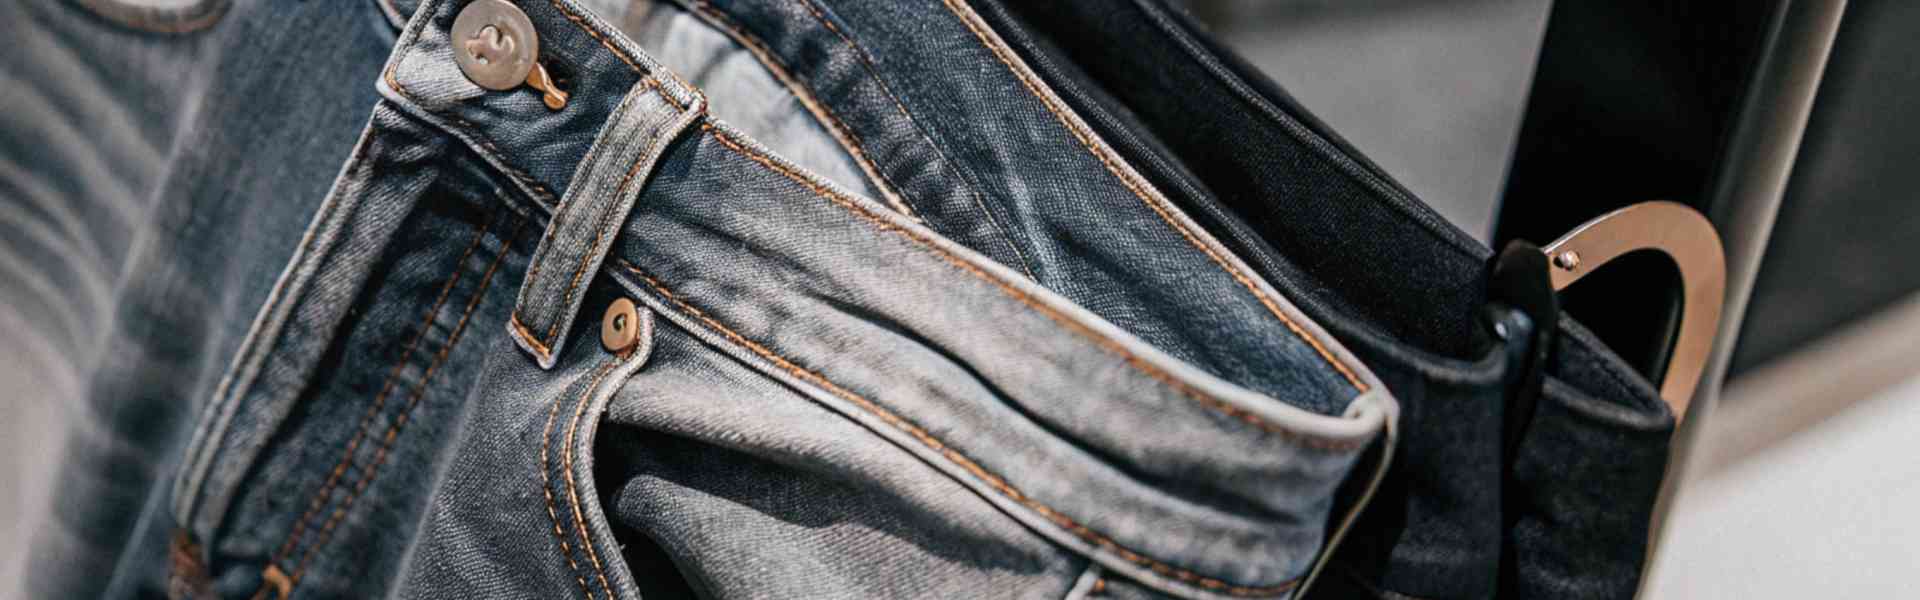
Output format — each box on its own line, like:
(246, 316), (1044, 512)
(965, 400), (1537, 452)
(1192, 0), (1920, 596)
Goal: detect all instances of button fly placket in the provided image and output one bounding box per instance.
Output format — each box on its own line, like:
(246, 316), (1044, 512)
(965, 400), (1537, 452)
(383, 0), (706, 369)
(487, 32), (706, 369)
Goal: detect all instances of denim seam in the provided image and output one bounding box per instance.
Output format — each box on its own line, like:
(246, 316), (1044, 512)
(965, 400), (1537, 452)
(517, 77), (648, 347)
(683, 1), (922, 219)
(542, 370), (602, 600)
(541, 0), (641, 72)
(700, 123), (1359, 448)
(788, 0), (1041, 280)
(543, 358), (624, 600)
(385, 64), (560, 207)
(265, 202), (505, 576)
(564, 357), (621, 599)
(175, 125), (374, 528)
(281, 214), (529, 591)
(937, 0), (1369, 392)
(512, 313), (554, 359)
(620, 262), (1304, 597)
(524, 76), (683, 356)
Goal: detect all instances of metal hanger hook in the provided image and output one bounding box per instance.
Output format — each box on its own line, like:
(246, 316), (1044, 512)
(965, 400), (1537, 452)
(1541, 201), (1726, 419)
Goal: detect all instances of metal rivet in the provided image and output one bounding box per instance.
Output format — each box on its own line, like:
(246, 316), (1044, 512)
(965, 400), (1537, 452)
(452, 0), (539, 91)
(1552, 250), (1582, 271)
(601, 298), (641, 353)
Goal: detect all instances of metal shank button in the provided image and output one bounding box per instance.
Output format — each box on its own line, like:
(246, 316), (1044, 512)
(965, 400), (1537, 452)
(601, 298), (642, 354)
(452, 0), (539, 91)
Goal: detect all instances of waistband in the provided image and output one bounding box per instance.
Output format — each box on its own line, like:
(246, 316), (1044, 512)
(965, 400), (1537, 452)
(375, 0), (1396, 596)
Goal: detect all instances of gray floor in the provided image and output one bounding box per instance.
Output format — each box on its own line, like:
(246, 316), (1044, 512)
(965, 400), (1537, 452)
(1643, 293), (1920, 599)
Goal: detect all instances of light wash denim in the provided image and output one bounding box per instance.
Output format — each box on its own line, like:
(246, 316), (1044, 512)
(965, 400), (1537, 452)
(6, 0), (1672, 599)
(50, 0), (1401, 598)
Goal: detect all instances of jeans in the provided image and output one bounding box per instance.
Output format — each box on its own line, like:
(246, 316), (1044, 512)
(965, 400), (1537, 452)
(4, 0), (1667, 599)
(157, 0), (1393, 598)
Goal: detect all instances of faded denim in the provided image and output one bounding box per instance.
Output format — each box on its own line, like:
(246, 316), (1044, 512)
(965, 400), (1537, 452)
(155, 0), (1396, 598)
(4, 0), (1672, 599)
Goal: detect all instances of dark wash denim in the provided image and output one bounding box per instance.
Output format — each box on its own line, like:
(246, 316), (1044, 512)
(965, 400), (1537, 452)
(598, 0), (1675, 597)
(960, 1), (1677, 598)
(153, 0), (1397, 598)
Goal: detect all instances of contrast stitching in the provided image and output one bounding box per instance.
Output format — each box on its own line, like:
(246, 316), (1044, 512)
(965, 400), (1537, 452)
(531, 0), (692, 110)
(542, 0), (641, 73)
(517, 76), (652, 349)
(267, 203), (502, 572)
(179, 127), (374, 525)
(542, 361), (619, 600)
(564, 358), (622, 598)
(936, 0), (1367, 392)
(686, 1), (920, 219)
(442, 110), (559, 205)
(701, 124), (1358, 449)
(536, 77), (681, 351)
(655, 62), (707, 112)
(789, 0), (1039, 280)
(283, 215), (529, 588)
(381, 0), (688, 204)
(512, 313), (554, 360)
(384, 65), (558, 206)
(622, 263), (1300, 597)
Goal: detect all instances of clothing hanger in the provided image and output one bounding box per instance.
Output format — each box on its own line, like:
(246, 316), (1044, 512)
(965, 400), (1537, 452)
(1539, 201), (1725, 419)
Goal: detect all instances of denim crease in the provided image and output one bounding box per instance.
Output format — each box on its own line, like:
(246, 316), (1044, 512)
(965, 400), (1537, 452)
(153, 0), (1397, 598)
(6, 0), (1675, 597)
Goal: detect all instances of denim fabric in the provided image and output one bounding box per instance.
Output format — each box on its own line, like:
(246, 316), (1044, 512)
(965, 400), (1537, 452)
(611, 2), (883, 200)
(153, 0), (1395, 598)
(5, 0), (1663, 598)
(669, 0), (1372, 419)
(965, 1), (1677, 598)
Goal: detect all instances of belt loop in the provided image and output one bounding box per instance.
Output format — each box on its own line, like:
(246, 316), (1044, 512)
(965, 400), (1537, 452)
(507, 75), (704, 368)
